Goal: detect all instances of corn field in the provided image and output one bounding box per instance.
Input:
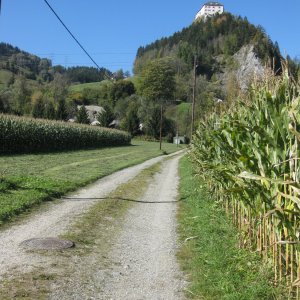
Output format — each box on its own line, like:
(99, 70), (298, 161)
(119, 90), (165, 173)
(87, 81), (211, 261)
(190, 72), (300, 298)
(0, 114), (131, 153)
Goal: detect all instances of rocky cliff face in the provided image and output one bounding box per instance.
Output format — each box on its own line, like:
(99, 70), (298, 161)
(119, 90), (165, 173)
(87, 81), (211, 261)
(217, 44), (266, 93)
(233, 45), (265, 90)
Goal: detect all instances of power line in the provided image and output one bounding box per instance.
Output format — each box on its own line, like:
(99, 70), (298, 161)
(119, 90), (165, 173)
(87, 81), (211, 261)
(43, 0), (103, 72)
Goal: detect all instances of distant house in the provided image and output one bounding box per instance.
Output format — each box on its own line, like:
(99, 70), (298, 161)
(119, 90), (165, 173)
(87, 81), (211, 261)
(173, 136), (187, 145)
(195, 2), (224, 21)
(77, 105), (104, 123)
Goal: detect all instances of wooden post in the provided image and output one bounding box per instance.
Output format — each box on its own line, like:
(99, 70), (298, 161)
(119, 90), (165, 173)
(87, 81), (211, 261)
(191, 55), (197, 141)
(159, 103), (163, 150)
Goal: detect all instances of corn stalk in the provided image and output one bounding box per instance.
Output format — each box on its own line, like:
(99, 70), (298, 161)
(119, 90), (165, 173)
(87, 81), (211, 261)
(190, 72), (300, 298)
(0, 114), (131, 154)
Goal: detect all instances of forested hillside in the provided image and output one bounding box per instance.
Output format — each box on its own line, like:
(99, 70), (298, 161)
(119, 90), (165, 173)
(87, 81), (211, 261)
(134, 13), (282, 76)
(0, 43), (130, 123)
(0, 43), (112, 84)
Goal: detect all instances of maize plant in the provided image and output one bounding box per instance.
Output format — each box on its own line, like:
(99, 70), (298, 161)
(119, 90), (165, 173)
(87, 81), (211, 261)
(0, 115), (131, 154)
(190, 72), (300, 298)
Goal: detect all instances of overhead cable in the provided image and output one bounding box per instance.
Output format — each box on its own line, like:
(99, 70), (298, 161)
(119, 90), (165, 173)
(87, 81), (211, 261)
(43, 0), (104, 72)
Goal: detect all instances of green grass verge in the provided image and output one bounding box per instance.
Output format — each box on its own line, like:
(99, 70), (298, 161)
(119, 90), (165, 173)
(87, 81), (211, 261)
(177, 156), (284, 299)
(0, 140), (183, 224)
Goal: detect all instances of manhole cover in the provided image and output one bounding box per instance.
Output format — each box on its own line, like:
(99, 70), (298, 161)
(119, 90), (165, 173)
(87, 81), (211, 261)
(20, 238), (74, 250)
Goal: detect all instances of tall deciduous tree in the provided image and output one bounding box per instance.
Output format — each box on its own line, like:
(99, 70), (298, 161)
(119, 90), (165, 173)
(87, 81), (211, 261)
(121, 101), (140, 136)
(109, 80), (135, 106)
(139, 59), (176, 102)
(138, 59), (176, 141)
(32, 98), (45, 118)
(50, 73), (69, 103)
(12, 76), (31, 115)
(44, 101), (56, 120)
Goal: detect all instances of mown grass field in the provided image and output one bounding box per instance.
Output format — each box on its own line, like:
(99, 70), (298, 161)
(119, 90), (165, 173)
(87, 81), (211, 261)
(0, 140), (183, 224)
(177, 157), (285, 299)
(69, 80), (111, 92)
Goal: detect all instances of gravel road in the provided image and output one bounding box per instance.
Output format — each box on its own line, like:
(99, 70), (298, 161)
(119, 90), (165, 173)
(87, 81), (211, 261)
(0, 152), (186, 299)
(99, 155), (186, 300)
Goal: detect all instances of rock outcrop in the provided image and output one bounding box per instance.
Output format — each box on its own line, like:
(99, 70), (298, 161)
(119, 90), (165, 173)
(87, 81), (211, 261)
(234, 45), (265, 90)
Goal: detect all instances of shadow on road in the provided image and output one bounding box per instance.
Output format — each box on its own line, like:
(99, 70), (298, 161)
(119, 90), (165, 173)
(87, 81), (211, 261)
(61, 196), (188, 204)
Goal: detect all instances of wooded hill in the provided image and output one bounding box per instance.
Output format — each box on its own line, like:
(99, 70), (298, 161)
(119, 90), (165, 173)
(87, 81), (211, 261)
(0, 43), (112, 85)
(134, 13), (282, 77)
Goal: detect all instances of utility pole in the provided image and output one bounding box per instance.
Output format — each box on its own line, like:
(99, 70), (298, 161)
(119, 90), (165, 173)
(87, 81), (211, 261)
(191, 55), (197, 141)
(159, 103), (163, 150)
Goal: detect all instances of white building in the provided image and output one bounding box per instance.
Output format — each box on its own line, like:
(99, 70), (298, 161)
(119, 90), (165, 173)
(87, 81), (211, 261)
(77, 105), (104, 123)
(195, 2), (224, 20)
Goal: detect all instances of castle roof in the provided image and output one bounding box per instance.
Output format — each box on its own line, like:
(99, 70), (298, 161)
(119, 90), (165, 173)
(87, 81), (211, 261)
(204, 2), (223, 6)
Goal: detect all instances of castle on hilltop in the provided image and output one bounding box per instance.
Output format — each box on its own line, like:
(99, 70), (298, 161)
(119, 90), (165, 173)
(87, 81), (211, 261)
(195, 2), (224, 20)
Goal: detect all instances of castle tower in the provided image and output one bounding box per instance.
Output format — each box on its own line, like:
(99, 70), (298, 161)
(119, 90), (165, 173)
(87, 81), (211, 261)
(195, 2), (224, 20)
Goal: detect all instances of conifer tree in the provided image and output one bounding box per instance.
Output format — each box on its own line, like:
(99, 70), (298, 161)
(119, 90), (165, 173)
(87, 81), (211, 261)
(76, 105), (90, 124)
(56, 99), (68, 121)
(97, 105), (114, 127)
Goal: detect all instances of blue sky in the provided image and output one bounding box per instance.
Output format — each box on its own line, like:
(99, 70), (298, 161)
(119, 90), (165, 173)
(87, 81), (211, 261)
(0, 0), (299, 73)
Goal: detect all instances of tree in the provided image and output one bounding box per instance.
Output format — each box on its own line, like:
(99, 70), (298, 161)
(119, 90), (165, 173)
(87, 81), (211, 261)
(143, 104), (162, 139)
(112, 69), (125, 81)
(0, 90), (11, 113)
(109, 80), (135, 106)
(76, 105), (90, 124)
(121, 102), (140, 136)
(138, 59), (176, 144)
(97, 105), (114, 127)
(50, 73), (69, 103)
(44, 101), (56, 120)
(11, 76), (31, 115)
(56, 99), (68, 121)
(139, 59), (176, 102)
(7, 74), (15, 87)
(32, 98), (45, 118)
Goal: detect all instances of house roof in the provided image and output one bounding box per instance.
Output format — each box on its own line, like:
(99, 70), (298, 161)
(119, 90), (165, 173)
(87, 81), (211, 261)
(204, 2), (223, 7)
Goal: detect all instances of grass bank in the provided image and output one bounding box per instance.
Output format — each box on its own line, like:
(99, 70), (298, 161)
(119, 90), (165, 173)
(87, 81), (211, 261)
(177, 156), (284, 299)
(0, 140), (183, 224)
